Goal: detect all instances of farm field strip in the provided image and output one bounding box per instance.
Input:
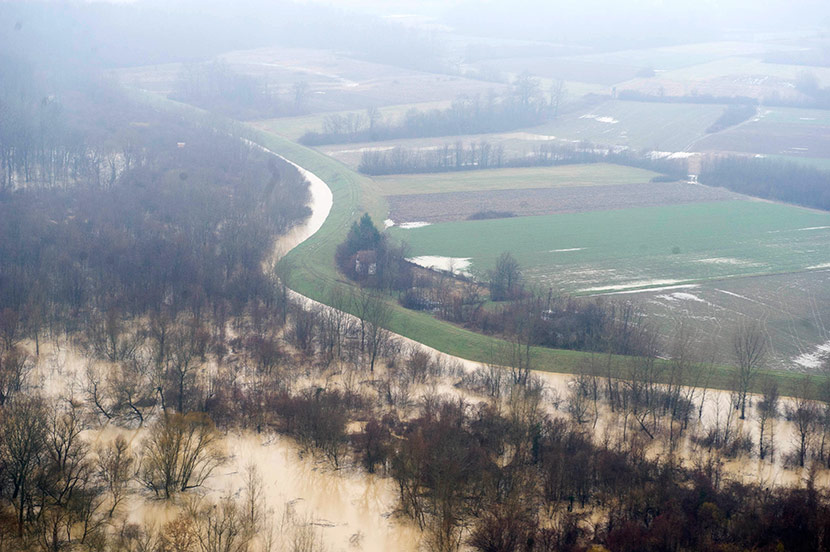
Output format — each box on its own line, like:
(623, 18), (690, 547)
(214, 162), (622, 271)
(654, 56), (830, 87)
(385, 180), (742, 223)
(464, 56), (642, 85)
(693, 108), (830, 157)
(371, 163), (661, 196)
(568, 41), (782, 71)
(252, 100), (453, 140)
(528, 99), (726, 151)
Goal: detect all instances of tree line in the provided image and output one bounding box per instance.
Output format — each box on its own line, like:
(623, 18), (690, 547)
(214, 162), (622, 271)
(705, 104), (757, 133)
(699, 156), (830, 211)
(359, 139), (688, 178)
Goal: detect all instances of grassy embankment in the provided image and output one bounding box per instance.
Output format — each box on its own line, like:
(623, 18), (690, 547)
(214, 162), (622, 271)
(248, 128), (820, 397)
(132, 89), (820, 397)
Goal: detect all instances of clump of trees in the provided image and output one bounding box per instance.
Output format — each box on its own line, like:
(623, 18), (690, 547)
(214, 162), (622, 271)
(335, 214), (412, 291)
(398, 252), (657, 357)
(699, 156), (830, 211)
(488, 252), (523, 302)
(706, 104), (756, 133)
(139, 413), (224, 499)
(171, 61), (307, 120)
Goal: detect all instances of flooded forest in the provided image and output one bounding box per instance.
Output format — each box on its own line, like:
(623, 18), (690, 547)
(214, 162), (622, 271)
(2, 1), (830, 551)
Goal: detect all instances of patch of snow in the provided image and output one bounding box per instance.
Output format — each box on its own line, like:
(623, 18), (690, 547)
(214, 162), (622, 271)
(649, 151), (696, 160)
(601, 284), (699, 296)
(333, 146), (396, 154)
(579, 279), (685, 293)
(807, 262), (830, 270)
(714, 289), (753, 301)
(579, 113), (619, 124)
(407, 256), (472, 275)
(549, 247), (584, 253)
(398, 221), (432, 229)
(793, 340), (830, 369)
(696, 257), (757, 266)
(503, 132), (558, 141)
(656, 292), (707, 303)
(384, 219), (395, 228)
(796, 226), (830, 231)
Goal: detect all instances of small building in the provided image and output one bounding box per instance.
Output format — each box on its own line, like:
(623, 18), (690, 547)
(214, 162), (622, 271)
(354, 249), (378, 276)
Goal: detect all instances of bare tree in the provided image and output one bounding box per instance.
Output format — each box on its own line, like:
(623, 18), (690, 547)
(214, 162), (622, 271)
(0, 395), (48, 537)
(166, 317), (210, 413)
(319, 288), (350, 366)
(354, 289), (392, 372)
(732, 322), (768, 419)
(788, 376), (818, 468)
(0, 348), (32, 406)
(505, 295), (541, 386)
(85, 307), (144, 362)
(187, 495), (252, 552)
(110, 355), (157, 426)
(86, 362), (114, 422)
(488, 252), (522, 301)
(550, 78), (567, 117)
(292, 81), (310, 113)
(241, 463), (264, 534)
(148, 309), (174, 369)
(139, 413), (224, 498)
(0, 308), (21, 351)
(366, 106), (381, 131)
(757, 378), (779, 461)
(96, 435), (135, 518)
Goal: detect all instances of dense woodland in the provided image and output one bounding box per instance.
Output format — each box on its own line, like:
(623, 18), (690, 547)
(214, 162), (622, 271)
(0, 60), (310, 354)
(700, 156), (830, 211)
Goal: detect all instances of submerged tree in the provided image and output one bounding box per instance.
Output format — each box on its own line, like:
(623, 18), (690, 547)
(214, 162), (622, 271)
(732, 321), (768, 419)
(139, 413), (223, 498)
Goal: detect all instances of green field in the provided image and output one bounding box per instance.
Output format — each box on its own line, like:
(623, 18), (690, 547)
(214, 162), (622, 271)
(529, 100), (725, 151)
(253, 100), (453, 141)
(760, 107), (830, 126)
(658, 57), (830, 87)
(371, 163), (660, 196)
(390, 200), (830, 293)
(693, 110), (830, 157)
(570, 41), (774, 71)
(769, 155), (830, 170)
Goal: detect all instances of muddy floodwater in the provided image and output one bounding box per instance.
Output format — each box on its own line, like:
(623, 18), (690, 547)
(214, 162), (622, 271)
(213, 433), (422, 552)
(21, 145), (829, 552)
